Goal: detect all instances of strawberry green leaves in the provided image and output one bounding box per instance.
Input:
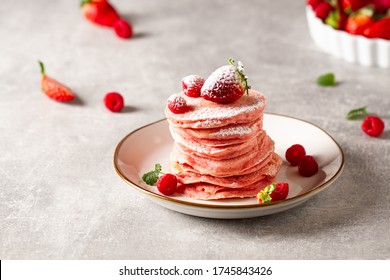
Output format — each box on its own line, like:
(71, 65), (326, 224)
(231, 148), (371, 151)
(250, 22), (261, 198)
(142, 164), (162, 186)
(346, 106), (368, 120)
(316, 73), (336, 86)
(256, 183), (276, 205)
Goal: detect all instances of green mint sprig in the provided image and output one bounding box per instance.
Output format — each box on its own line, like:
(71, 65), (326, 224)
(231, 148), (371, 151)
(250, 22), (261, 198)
(257, 183), (276, 205)
(316, 73), (336, 86)
(142, 164), (162, 186)
(229, 58), (251, 95)
(346, 106), (368, 120)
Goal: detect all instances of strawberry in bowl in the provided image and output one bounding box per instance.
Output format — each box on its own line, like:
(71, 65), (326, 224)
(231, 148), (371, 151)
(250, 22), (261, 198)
(306, 0), (390, 67)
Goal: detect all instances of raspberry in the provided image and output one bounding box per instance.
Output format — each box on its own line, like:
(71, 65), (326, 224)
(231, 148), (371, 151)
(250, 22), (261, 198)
(104, 92), (124, 112)
(167, 94), (189, 114)
(298, 155), (319, 177)
(114, 19), (133, 39)
(314, 2), (332, 21)
(285, 144), (306, 166)
(361, 116), (385, 137)
(156, 174), (177, 195)
(182, 75), (205, 98)
(270, 183), (289, 201)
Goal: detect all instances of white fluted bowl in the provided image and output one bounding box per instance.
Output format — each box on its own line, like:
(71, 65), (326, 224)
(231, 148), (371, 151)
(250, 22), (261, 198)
(306, 7), (390, 68)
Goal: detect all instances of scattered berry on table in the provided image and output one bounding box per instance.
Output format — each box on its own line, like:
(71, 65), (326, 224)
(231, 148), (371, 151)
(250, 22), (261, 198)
(167, 94), (190, 114)
(81, 0), (120, 27)
(156, 173), (177, 195)
(104, 92), (124, 112)
(182, 75), (205, 98)
(114, 18), (133, 39)
(38, 61), (75, 102)
(361, 116), (385, 137)
(285, 144), (306, 166)
(298, 155), (319, 177)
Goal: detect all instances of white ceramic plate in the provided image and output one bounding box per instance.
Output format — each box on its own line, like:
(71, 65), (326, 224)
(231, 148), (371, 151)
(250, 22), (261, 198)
(114, 114), (344, 219)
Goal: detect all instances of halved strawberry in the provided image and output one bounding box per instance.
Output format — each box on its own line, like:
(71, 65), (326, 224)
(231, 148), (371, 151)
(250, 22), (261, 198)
(257, 183), (289, 204)
(81, 0), (120, 27)
(200, 59), (250, 104)
(39, 61), (75, 102)
(363, 17), (390, 39)
(345, 14), (375, 35)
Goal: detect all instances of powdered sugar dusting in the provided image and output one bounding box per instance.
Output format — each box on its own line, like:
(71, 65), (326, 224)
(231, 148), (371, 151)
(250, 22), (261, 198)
(210, 125), (252, 137)
(183, 90), (265, 121)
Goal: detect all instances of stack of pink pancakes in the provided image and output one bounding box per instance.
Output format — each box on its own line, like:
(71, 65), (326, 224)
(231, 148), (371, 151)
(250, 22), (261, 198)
(165, 90), (282, 200)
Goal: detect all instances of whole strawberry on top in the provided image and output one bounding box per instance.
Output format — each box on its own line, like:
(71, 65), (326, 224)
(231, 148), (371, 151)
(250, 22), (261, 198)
(39, 61), (75, 102)
(201, 58), (251, 104)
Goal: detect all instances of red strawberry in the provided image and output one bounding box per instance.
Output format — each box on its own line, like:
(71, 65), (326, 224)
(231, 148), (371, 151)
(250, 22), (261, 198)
(114, 18), (133, 39)
(81, 0), (120, 27)
(182, 75), (205, 98)
(314, 2), (333, 20)
(363, 17), (390, 39)
(345, 14), (375, 35)
(201, 59), (250, 104)
(257, 182), (289, 204)
(342, 0), (371, 11)
(307, 0), (324, 9)
(372, 0), (390, 12)
(39, 61), (75, 102)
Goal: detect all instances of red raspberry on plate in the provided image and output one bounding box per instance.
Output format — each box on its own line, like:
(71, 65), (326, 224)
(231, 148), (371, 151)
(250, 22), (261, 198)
(114, 18), (133, 39)
(167, 94), (190, 114)
(298, 155), (319, 177)
(182, 75), (205, 98)
(257, 182), (289, 204)
(156, 173), (177, 195)
(361, 116), (385, 137)
(201, 58), (250, 104)
(285, 144), (306, 166)
(104, 92), (124, 112)
(314, 2), (333, 21)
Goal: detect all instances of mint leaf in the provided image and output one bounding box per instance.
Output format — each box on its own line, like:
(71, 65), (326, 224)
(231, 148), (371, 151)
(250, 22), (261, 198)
(346, 106), (368, 120)
(257, 183), (276, 204)
(142, 164), (162, 186)
(316, 73), (336, 86)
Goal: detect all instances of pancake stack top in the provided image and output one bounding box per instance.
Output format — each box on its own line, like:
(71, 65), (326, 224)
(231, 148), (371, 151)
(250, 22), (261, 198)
(165, 60), (282, 200)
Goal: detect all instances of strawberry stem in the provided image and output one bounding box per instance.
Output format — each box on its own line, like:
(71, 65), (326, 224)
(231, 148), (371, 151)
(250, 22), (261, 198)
(38, 61), (45, 76)
(228, 58), (251, 95)
(80, 0), (93, 7)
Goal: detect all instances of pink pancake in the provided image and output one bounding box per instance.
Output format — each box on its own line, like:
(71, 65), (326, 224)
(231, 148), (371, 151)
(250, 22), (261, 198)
(165, 90), (266, 129)
(171, 135), (275, 177)
(170, 117), (263, 141)
(181, 177), (275, 200)
(172, 153), (282, 188)
(171, 130), (266, 159)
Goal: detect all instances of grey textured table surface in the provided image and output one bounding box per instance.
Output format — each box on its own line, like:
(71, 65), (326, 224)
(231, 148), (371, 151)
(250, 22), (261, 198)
(1, 0), (389, 260)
